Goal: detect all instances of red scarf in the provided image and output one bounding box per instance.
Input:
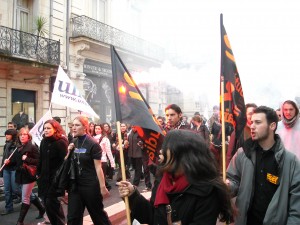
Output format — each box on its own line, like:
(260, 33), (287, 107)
(154, 173), (189, 207)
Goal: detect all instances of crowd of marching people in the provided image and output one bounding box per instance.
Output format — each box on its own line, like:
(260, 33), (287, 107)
(1, 100), (300, 225)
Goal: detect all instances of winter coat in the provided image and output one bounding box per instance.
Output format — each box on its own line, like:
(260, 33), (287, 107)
(127, 131), (143, 158)
(227, 135), (300, 225)
(276, 118), (300, 160)
(37, 136), (68, 197)
(15, 141), (40, 184)
(0, 141), (18, 175)
(128, 182), (221, 225)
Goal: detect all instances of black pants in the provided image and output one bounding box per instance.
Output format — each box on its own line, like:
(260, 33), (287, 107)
(43, 196), (65, 225)
(131, 158), (143, 186)
(67, 181), (111, 225)
(101, 162), (111, 188)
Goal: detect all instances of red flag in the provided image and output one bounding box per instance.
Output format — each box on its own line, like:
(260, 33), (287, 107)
(111, 45), (165, 163)
(220, 14), (246, 138)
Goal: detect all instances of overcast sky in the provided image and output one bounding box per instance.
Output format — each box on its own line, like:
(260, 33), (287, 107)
(132, 0), (300, 109)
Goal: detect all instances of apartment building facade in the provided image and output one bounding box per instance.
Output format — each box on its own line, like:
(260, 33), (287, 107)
(0, 0), (169, 151)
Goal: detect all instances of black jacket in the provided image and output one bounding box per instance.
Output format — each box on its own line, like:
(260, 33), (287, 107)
(37, 136), (68, 197)
(15, 141), (39, 184)
(1, 141), (18, 175)
(127, 131), (143, 158)
(128, 181), (221, 225)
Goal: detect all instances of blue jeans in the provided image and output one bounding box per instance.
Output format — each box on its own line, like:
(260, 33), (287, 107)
(3, 169), (18, 211)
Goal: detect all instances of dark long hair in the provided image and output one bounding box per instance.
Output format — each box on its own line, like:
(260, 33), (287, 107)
(160, 129), (235, 222)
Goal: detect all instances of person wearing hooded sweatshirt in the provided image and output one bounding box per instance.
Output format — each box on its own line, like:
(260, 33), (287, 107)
(276, 100), (300, 159)
(0, 129), (19, 215)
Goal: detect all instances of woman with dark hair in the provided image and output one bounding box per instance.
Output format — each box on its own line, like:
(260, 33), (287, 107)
(37, 119), (68, 225)
(0, 129), (18, 215)
(93, 124), (115, 190)
(89, 122), (95, 137)
(103, 122), (116, 180)
(15, 127), (41, 225)
(118, 129), (235, 225)
(66, 116), (111, 225)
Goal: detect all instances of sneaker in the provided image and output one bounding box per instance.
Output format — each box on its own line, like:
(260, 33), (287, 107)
(1, 209), (14, 215)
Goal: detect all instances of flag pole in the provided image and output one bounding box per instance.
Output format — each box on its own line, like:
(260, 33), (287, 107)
(221, 76), (226, 181)
(116, 121), (131, 225)
(220, 14), (227, 182)
(0, 147), (18, 172)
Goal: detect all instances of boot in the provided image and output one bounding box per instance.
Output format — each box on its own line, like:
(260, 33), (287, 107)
(16, 203), (30, 225)
(31, 197), (45, 219)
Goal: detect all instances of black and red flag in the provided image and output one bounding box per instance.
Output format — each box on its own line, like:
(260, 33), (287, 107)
(220, 14), (246, 138)
(111, 45), (165, 163)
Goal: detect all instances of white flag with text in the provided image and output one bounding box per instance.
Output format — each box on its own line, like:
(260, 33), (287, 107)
(29, 110), (52, 147)
(51, 66), (99, 118)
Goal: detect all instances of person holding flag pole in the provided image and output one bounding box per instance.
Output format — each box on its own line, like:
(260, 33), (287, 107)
(111, 45), (165, 225)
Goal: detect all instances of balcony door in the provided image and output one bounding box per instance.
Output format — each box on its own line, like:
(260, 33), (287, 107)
(16, 0), (30, 32)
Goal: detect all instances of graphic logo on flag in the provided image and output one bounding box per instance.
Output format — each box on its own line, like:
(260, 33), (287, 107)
(29, 110), (52, 147)
(111, 46), (165, 162)
(220, 14), (246, 138)
(51, 66), (99, 118)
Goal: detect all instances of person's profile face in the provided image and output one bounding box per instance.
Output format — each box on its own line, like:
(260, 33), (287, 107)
(5, 134), (13, 141)
(276, 111), (282, 121)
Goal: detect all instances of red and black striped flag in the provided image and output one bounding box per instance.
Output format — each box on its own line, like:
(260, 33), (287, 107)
(111, 45), (165, 163)
(220, 14), (246, 138)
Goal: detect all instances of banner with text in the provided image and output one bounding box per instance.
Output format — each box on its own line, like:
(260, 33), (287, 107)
(51, 66), (99, 118)
(29, 110), (52, 147)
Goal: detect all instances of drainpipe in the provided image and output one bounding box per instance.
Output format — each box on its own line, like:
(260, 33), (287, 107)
(49, 0), (53, 39)
(66, 0), (71, 128)
(66, 0), (70, 71)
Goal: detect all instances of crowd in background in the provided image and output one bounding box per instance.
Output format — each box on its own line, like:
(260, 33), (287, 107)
(1, 99), (299, 225)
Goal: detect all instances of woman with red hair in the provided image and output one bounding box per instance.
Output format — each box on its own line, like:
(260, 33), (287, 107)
(37, 119), (68, 225)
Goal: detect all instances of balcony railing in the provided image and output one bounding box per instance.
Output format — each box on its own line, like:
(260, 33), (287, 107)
(0, 26), (60, 65)
(72, 15), (164, 61)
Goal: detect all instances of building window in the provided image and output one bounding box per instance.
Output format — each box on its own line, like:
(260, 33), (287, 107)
(11, 89), (36, 129)
(16, 0), (30, 32)
(91, 0), (106, 22)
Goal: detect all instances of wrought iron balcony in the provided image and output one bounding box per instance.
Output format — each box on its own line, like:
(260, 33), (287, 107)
(0, 26), (60, 65)
(72, 15), (164, 61)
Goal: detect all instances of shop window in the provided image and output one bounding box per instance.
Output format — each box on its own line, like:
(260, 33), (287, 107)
(11, 89), (36, 129)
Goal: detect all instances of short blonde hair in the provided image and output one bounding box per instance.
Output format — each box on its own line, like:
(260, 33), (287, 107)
(18, 127), (32, 141)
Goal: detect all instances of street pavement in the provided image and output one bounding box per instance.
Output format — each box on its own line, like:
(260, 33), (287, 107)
(0, 170), (151, 225)
(0, 163), (228, 225)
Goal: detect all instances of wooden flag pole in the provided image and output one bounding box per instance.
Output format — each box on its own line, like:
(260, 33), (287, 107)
(116, 121), (131, 225)
(221, 76), (226, 182)
(0, 147), (18, 172)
